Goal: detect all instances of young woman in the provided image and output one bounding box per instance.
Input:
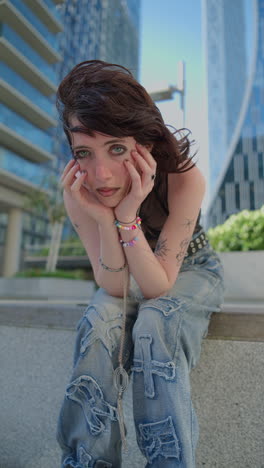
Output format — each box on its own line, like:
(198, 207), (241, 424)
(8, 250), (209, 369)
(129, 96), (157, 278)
(57, 60), (225, 468)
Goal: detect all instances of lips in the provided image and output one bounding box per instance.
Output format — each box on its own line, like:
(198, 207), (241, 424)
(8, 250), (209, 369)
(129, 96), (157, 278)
(97, 188), (119, 197)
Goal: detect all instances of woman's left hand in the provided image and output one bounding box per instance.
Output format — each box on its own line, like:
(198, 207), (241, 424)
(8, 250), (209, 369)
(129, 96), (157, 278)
(114, 143), (157, 221)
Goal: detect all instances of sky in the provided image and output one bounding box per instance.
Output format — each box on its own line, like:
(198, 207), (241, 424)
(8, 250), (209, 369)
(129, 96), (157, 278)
(139, 0), (209, 210)
(138, 0), (253, 213)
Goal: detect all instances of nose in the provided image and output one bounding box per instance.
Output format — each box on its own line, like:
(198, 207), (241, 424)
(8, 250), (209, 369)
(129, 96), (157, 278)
(95, 161), (112, 182)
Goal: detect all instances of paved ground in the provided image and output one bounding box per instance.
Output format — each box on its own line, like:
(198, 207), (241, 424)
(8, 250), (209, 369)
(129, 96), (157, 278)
(0, 304), (264, 467)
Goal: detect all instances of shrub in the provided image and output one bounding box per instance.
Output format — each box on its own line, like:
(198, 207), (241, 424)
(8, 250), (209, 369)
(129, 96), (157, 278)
(207, 205), (264, 251)
(13, 268), (94, 280)
(29, 235), (86, 257)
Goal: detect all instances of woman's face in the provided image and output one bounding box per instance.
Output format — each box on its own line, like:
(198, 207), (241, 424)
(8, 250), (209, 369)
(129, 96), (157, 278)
(69, 117), (137, 207)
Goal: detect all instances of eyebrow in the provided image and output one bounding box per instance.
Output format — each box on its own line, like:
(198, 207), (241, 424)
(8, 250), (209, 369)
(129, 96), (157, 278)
(71, 139), (126, 151)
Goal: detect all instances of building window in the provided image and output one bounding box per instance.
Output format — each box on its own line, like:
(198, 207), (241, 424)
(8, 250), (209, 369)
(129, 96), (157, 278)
(225, 159), (234, 182)
(235, 183), (240, 209)
(244, 154), (249, 180)
(249, 182), (255, 210)
(258, 153), (263, 178)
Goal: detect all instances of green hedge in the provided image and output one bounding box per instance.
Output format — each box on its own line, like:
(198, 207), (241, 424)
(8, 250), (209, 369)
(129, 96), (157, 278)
(34, 235), (86, 257)
(14, 268), (95, 280)
(207, 205), (264, 251)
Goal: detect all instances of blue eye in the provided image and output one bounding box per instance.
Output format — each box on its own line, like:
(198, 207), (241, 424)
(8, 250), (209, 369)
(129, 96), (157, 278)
(111, 145), (126, 155)
(74, 150), (90, 159)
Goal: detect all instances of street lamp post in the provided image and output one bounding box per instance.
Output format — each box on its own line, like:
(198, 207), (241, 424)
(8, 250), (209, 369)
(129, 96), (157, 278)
(149, 61), (186, 127)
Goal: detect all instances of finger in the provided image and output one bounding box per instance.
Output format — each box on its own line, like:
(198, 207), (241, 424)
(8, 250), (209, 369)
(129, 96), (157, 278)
(71, 170), (87, 192)
(131, 151), (154, 185)
(124, 160), (142, 191)
(135, 143), (157, 170)
(59, 159), (76, 184)
(60, 162), (80, 189)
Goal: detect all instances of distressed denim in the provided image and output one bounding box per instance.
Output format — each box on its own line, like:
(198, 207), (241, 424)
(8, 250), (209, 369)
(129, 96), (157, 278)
(57, 234), (225, 468)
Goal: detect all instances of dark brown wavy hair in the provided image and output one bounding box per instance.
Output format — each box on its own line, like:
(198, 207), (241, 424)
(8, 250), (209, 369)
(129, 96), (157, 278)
(56, 60), (197, 239)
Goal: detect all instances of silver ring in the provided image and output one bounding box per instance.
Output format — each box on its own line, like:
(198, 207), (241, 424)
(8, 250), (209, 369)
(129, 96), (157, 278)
(151, 174), (156, 180)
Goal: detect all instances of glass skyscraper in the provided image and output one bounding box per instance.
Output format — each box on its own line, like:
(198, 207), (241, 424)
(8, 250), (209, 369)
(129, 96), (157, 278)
(55, 0), (141, 240)
(0, 0), (63, 276)
(55, 0), (140, 167)
(204, 0), (264, 228)
(0, 0), (141, 276)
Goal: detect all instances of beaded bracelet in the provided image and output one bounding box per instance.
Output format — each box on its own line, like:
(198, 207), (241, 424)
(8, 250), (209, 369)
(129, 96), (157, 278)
(99, 257), (127, 272)
(114, 216), (142, 231)
(119, 236), (139, 247)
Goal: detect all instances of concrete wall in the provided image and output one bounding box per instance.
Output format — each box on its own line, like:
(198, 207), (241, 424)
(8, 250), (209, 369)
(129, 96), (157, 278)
(219, 251), (264, 301)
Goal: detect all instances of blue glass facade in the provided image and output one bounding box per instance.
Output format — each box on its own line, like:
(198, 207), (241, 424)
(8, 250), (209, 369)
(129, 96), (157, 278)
(54, 0), (141, 240)
(0, 147), (51, 187)
(206, 0), (264, 228)
(203, 0), (247, 199)
(0, 0), (62, 253)
(0, 64), (54, 114)
(56, 0), (141, 84)
(0, 105), (53, 152)
(1, 24), (57, 83)
(11, 0), (59, 52)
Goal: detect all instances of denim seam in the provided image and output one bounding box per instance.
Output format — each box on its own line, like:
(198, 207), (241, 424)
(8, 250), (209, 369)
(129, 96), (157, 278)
(193, 275), (223, 306)
(171, 299), (193, 363)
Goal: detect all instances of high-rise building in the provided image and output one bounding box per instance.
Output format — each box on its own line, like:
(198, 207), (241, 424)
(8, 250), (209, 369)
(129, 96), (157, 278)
(55, 0), (141, 166)
(0, 0), (141, 276)
(55, 0), (141, 240)
(57, 0), (140, 83)
(204, 0), (264, 228)
(0, 0), (63, 276)
(202, 0), (247, 201)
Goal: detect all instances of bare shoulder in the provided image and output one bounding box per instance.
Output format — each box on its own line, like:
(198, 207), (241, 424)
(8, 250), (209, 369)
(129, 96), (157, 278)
(152, 162), (206, 291)
(167, 162), (206, 210)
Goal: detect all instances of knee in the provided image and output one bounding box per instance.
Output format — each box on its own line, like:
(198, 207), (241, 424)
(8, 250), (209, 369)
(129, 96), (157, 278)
(74, 298), (123, 365)
(132, 295), (187, 356)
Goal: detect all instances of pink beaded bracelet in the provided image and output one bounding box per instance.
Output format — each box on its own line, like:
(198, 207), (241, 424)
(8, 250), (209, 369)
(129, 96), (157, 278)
(119, 236), (139, 247)
(114, 217), (142, 231)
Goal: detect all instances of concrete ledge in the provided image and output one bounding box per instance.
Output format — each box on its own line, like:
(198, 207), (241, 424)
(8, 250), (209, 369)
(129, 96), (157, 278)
(0, 278), (95, 300)
(0, 301), (264, 342)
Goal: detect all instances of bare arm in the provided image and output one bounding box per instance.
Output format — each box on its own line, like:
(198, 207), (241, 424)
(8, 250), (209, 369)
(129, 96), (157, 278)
(63, 190), (128, 297)
(114, 165), (206, 299)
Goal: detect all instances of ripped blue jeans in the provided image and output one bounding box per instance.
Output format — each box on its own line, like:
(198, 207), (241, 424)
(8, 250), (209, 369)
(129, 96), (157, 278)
(56, 240), (225, 467)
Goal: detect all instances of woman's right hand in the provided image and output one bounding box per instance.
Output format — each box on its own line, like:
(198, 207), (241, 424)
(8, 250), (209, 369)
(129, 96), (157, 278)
(59, 159), (114, 223)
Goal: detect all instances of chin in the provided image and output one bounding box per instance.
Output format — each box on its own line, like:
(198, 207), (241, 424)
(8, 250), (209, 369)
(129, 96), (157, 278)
(95, 195), (121, 208)
(102, 200), (120, 208)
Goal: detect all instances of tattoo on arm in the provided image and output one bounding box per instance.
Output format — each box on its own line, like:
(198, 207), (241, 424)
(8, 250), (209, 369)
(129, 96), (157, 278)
(175, 237), (192, 265)
(154, 237), (170, 260)
(181, 218), (195, 232)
